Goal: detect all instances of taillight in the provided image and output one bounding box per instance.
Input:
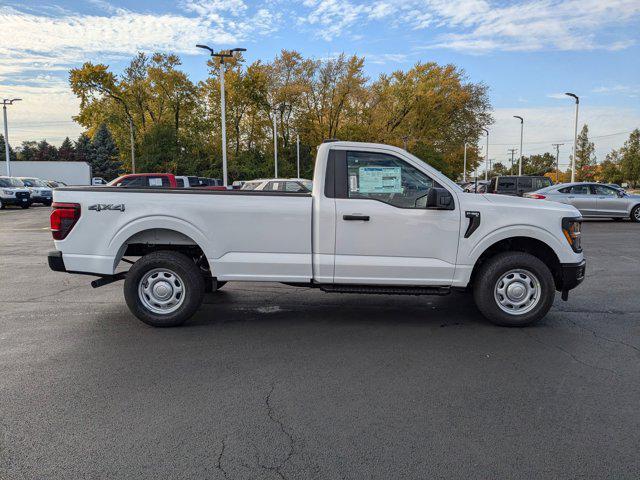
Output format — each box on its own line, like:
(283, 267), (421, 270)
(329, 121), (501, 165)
(529, 194), (546, 199)
(51, 202), (81, 240)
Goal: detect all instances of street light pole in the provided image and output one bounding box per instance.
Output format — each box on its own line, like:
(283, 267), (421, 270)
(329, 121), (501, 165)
(129, 117), (136, 173)
(463, 142), (467, 182)
(2, 98), (21, 177)
(196, 45), (246, 187)
(513, 116), (523, 176)
(565, 93), (579, 183)
(273, 112), (278, 178)
(482, 128), (489, 181)
(296, 134), (300, 178)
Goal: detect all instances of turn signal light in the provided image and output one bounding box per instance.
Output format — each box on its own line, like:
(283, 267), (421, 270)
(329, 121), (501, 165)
(51, 202), (81, 240)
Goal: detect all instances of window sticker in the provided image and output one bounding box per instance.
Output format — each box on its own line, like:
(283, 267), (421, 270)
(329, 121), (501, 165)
(149, 178), (163, 187)
(358, 167), (402, 194)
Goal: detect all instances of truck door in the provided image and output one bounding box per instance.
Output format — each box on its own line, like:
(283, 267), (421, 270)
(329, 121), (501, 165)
(331, 149), (460, 286)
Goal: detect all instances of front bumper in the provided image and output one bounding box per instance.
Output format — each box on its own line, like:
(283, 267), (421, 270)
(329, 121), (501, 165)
(1, 196), (31, 206)
(48, 251), (67, 272)
(558, 259), (586, 291)
(31, 195), (52, 204)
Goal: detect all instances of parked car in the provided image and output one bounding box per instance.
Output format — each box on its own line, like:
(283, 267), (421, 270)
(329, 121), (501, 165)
(241, 178), (313, 192)
(45, 180), (67, 188)
(48, 141), (585, 328)
(0, 176), (31, 209)
(524, 182), (640, 222)
(108, 173), (178, 188)
(18, 177), (53, 206)
(92, 177), (107, 186)
(175, 176), (202, 188)
(463, 180), (490, 193)
(487, 176), (553, 197)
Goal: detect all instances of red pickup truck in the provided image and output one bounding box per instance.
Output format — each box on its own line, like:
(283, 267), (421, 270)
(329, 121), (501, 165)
(108, 173), (178, 188)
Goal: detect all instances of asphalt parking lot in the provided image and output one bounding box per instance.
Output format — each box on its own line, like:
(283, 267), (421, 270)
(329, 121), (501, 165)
(1, 206), (639, 479)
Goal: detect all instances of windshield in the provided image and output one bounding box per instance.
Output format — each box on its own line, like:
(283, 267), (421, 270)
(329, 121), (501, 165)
(22, 178), (48, 187)
(0, 178), (24, 188)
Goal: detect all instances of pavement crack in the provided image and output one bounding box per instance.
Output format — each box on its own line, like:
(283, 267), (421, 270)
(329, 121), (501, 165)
(216, 438), (230, 479)
(523, 330), (620, 378)
(562, 318), (640, 356)
(259, 383), (295, 480)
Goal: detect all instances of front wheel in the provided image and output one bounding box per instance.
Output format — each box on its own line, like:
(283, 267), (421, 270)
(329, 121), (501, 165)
(473, 252), (556, 327)
(124, 251), (205, 327)
(21, 203), (30, 209)
(631, 205), (640, 223)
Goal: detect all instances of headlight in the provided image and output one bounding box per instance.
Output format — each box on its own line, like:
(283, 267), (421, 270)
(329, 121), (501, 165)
(2, 189), (15, 196)
(562, 217), (582, 253)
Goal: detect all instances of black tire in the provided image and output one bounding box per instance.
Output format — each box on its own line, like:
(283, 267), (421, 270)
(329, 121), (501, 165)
(124, 250), (205, 327)
(631, 205), (640, 223)
(0, 199), (4, 209)
(204, 278), (226, 293)
(43, 200), (52, 207)
(21, 203), (30, 209)
(473, 251), (556, 327)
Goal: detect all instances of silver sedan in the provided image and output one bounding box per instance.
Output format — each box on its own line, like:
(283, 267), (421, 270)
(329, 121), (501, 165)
(524, 182), (640, 222)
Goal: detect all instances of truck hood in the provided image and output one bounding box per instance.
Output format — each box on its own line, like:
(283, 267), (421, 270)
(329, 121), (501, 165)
(480, 193), (580, 216)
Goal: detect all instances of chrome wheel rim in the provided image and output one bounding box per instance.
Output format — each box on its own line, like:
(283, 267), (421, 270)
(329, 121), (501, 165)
(138, 268), (185, 315)
(494, 269), (541, 315)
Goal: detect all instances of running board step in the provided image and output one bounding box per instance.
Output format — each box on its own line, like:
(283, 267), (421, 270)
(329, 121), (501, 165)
(319, 285), (450, 296)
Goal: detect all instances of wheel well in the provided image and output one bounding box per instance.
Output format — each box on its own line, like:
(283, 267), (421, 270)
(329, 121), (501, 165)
(119, 228), (211, 275)
(470, 237), (562, 290)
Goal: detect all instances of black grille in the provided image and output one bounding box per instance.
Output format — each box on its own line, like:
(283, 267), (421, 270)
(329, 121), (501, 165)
(16, 192), (30, 200)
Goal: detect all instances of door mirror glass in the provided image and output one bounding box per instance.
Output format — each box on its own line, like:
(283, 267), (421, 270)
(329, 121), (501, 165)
(425, 187), (454, 210)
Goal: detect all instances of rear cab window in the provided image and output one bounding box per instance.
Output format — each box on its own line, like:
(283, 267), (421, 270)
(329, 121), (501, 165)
(497, 177), (516, 193)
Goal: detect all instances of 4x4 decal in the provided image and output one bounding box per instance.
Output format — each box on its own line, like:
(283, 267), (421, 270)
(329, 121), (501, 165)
(88, 204), (125, 212)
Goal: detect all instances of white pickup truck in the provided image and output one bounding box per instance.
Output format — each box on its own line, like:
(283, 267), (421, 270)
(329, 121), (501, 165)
(48, 141), (585, 327)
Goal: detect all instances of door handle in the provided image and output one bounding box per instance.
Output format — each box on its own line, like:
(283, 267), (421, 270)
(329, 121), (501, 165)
(343, 214), (370, 221)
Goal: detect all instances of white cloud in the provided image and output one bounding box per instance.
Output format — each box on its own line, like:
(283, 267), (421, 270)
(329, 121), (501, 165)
(592, 84), (639, 97)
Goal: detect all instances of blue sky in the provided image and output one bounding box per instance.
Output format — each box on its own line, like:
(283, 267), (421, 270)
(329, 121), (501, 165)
(1, 0), (639, 169)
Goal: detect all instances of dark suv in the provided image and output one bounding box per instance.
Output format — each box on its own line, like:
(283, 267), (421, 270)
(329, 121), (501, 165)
(487, 176), (552, 197)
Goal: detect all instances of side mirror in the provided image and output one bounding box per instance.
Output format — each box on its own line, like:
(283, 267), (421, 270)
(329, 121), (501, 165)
(617, 190), (625, 197)
(425, 187), (454, 210)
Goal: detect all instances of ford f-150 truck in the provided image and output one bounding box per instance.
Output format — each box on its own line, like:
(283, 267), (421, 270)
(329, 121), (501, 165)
(48, 141), (585, 327)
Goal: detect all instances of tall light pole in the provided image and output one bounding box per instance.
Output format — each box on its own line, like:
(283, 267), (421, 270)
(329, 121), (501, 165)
(482, 128), (489, 180)
(2, 98), (21, 177)
(296, 134), (300, 178)
(273, 111), (278, 177)
(513, 116), (523, 176)
(565, 93), (579, 183)
(196, 45), (246, 187)
(463, 142), (468, 182)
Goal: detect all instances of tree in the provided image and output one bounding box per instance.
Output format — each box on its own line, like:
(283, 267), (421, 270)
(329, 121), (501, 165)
(74, 133), (93, 164)
(58, 137), (76, 161)
(34, 140), (58, 161)
(91, 124), (123, 180)
(521, 153), (555, 175)
(17, 141), (38, 161)
(0, 134), (17, 162)
(571, 124), (596, 181)
(620, 129), (640, 187)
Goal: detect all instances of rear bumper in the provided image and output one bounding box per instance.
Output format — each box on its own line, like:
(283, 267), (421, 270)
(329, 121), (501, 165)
(558, 259), (586, 291)
(48, 251), (67, 272)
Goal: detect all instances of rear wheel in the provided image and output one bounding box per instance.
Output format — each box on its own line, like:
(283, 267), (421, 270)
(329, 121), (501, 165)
(473, 252), (556, 327)
(631, 205), (640, 223)
(124, 251), (204, 327)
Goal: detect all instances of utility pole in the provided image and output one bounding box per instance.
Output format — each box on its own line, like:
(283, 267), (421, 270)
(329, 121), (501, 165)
(552, 143), (564, 183)
(463, 142), (468, 182)
(273, 112), (278, 178)
(565, 93), (579, 183)
(508, 148), (517, 174)
(196, 45), (247, 187)
(129, 117), (136, 173)
(402, 135), (409, 150)
(514, 116), (524, 175)
(296, 134), (300, 178)
(2, 98), (21, 177)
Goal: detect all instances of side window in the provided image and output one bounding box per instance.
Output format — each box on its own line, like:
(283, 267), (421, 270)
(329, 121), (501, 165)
(558, 186), (571, 193)
(265, 181), (281, 191)
(517, 177), (532, 191)
(120, 177), (146, 187)
(498, 177), (516, 192)
(570, 185), (591, 195)
(284, 182), (305, 192)
(148, 177), (170, 187)
(176, 178), (185, 188)
(346, 151), (439, 209)
(593, 185), (617, 196)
